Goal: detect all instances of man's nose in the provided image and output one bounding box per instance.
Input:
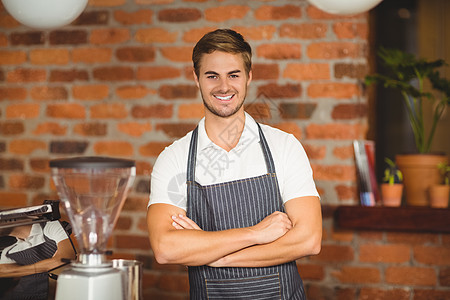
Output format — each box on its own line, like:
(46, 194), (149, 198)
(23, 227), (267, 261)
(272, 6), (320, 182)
(217, 77), (230, 91)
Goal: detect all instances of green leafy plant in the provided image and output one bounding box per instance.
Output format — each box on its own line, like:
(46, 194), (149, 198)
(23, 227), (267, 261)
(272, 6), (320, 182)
(437, 162), (450, 185)
(365, 47), (450, 153)
(383, 157), (403, 185)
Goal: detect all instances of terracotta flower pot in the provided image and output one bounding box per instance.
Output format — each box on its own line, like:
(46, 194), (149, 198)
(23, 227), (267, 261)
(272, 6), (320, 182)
(381, 183), (403, 207)
(396, 154), (448, 206)
(429, 185), (449, 208)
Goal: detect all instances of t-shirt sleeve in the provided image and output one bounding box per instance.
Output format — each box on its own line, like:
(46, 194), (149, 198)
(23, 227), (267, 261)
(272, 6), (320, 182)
(148, 145), (188, 211)
(281, 134), (320, 202)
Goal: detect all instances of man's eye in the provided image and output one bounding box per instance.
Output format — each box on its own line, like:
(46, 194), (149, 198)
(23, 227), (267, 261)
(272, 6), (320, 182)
(229, 74), (239, 79)
(207, 75), (217, 79)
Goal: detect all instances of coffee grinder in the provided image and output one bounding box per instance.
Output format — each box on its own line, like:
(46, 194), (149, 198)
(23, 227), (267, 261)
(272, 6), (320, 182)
(49, 156), (136, 300)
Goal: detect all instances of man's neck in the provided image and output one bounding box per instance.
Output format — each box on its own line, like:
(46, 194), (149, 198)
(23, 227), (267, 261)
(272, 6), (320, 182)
(204, 112), (246, 152)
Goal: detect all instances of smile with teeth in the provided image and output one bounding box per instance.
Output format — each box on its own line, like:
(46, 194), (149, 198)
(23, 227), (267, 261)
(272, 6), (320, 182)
(215, 94), (234, 101)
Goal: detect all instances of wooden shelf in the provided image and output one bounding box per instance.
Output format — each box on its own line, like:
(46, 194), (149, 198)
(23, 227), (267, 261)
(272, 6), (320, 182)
(334, 205), (450, 233)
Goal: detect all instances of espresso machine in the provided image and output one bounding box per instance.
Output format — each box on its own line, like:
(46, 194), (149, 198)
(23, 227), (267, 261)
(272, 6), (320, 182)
(49, 156), (136, 300)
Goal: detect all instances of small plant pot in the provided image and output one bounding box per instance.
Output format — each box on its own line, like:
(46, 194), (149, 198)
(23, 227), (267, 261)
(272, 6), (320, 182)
(381, 183), (403, 207)
(429, 185), (450, 208)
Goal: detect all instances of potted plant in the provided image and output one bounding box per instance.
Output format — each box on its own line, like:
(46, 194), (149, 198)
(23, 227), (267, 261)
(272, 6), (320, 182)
(380, 157), (403, 207)
(429, 162), (450, 208)
(365, 48), (450, 206)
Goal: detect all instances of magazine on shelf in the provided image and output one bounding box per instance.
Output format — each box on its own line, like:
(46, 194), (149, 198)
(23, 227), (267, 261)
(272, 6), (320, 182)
(353, 140), (380, 206)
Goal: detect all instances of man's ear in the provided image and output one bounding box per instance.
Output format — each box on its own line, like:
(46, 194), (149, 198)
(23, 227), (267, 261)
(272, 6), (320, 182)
(193, 70), (200, 88)
(247, 70), (252, 87)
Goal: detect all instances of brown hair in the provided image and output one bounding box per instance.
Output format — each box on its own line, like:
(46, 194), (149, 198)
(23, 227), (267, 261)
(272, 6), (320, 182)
(192, 29), (252, 77)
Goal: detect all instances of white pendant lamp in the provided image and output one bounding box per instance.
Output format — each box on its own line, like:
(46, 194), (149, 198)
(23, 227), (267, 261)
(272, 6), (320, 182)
(307, 0), (383, 15)
(2, 0), (88, 29)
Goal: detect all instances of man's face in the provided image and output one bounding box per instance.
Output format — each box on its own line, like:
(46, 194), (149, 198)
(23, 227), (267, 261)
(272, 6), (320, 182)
(194, 51), (252, 119)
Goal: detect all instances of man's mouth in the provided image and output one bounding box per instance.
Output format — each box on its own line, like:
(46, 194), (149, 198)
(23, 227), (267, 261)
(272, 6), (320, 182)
(214, 94), (234, 101)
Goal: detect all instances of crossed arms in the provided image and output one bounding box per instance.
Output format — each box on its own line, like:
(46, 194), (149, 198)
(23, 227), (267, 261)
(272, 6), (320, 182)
(146, 196), (322, 267)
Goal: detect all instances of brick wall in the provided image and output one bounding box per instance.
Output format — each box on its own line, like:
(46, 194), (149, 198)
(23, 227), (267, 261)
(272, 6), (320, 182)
(1, 0), (448, 299)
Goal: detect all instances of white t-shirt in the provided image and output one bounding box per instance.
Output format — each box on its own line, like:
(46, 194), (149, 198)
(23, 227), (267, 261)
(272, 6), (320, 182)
(0, 221), (68, 264)
(149, 113), (319, 211)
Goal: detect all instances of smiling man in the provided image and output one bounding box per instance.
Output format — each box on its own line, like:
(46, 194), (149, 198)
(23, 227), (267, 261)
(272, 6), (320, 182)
(147, 29), (322, 299)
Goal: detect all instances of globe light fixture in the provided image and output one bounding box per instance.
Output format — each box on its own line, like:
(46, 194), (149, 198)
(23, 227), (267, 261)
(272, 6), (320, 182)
(307, 0), (383, 15)
(2, 0), (88, 29)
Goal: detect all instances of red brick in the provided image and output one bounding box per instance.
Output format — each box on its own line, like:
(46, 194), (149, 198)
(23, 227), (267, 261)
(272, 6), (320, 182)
(137, 66), (181, 81)
(116, 46), (155, 62)
(280, 103), (316, 119)
(333, 22), (368, 39)
(0, 14), (20, 28)
(160, 46), (192, 62)
(307, 5), (364, 20)
(33, 122), (67, 135)
(29, 158), (50, 173)
(284, 63), (330, 80)
(49, 30), (87, 45)
(182, 27), (217, 44)
(158, 8), (201, 22)
(359, 244), (410, 263)
(114, 9), (152, 25)
(7, 69), (47, 83)
(93, 66), (134, 81)
(9, 140), (47, 155)
(385, 266), (436, 286)
(90, 28), (130, 44)
(156, 123), (196, 138)
(413, 290), (450, 300)
(115, 216), (132, 230)
(303, 144), (326, 160)
(0, 50), (27, 64)
(116, 85), (155, 99)
(30, 49), (69, 65)
(115, 234), (150, 250)
(0, 192), (28, 207)
(178, 103), (204, 119)
(30, 86), (68, 101)
(414, 245), (450, 265)
(139, 142), (171, 157)
(131, 104), (173, 118)
(229, 25), (276, 41)
(0, 33), (8, 46)
(135, 160), (152, 176)
(308, 83), (360, 99)
(252, 64), (280, 80)
(332, 266), (380, 284)
(297, 263), (325, 280)
(332, 103), (367, 119)
(73, 11), (108, 26)
(254, 5), (301, 20)
(90, 103), (128, 119)
(359, 288), (410, 300)
(117, 122), (152, 137)
(159, 84), (198, 99)
(333, 145), (354, 159)
(6, 103), (40, 119)
(135, 28), (178, 43)
(311, 164), (356, 181)
(0, 87), (27, 100)
(440, 268), (450, 286)
(330, 227), (354, 242)
(0, 121), (24, 135)
(72, 47), (112, 63)
(257, 44), (301, 60)
(0, 158), (24, 171)
(311, 244), (353, 262)
(46, 103), (86, 119)
(49, 141), (88, 154)
(93, 141), (133, 157)
(135, 0), (174, 3)
(257, 83), (301, 99)
(73, 122), (107, 136)
(89, 0), (126, 7)
(272, 122), (302, 141)
(307, 42), (362, 59)
(205, 6), (249, 22)
(49, 69), (89, 82)
(280, 23), (327, 39)
(335, 63), (368, 79)
(387, 232), (440, 245)
(306, 123), (363, 140)
(72, 84), (109, 100)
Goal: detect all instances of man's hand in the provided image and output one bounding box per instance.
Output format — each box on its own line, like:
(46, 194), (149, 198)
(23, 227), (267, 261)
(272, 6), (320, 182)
(171, 211), (292, 245)
(248, 211), (292, 245)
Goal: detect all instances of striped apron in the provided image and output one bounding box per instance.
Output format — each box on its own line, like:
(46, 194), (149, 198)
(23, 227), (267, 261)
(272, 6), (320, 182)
(3, 223), (58, 300)
(186, 124), (306, 300)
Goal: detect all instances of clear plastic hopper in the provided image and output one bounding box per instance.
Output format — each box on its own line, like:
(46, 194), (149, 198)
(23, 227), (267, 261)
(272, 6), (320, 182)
(50, 156), (136, 264)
